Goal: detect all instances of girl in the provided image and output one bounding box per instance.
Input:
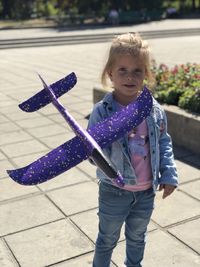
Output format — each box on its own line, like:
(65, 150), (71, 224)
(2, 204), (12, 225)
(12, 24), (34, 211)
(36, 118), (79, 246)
(88, 32), (178, 267)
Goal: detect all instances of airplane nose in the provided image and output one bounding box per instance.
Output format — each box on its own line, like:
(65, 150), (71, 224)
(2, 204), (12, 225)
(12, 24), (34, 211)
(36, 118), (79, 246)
(114, 172), (125, 187)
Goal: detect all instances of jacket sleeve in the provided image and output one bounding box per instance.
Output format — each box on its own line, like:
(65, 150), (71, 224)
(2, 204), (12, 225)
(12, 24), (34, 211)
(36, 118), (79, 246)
(159, 110), (178, 187)
(87, 103), (103, 129)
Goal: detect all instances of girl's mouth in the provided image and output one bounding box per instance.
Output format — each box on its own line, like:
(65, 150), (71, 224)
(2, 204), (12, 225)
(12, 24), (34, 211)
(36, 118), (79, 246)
(124, 84), (136, 88)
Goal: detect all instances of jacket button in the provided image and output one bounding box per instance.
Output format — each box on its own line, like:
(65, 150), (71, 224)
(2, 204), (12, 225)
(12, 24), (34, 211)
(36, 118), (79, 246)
(152, 150), (155, 154)
(151, 132), (153, 136)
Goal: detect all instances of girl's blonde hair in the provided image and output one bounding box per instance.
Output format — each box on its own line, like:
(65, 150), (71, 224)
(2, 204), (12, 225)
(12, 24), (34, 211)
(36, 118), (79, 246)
(101, 32), (155, 89)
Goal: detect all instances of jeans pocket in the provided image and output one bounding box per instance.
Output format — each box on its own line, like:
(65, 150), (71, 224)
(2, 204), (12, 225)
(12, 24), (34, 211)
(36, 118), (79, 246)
(143, 187), (156, 210)
(99, 182), (123, 198)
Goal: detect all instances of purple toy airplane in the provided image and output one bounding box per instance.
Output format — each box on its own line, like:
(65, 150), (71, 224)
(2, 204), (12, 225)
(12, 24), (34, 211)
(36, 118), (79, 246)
(7, 73), (152, 187)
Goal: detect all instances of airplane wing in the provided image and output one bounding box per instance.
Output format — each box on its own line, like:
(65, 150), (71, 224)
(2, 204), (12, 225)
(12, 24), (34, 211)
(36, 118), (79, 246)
(19, 72), (77, 112)
(7, 136), (88, 185)
(7, 87), (152, 185)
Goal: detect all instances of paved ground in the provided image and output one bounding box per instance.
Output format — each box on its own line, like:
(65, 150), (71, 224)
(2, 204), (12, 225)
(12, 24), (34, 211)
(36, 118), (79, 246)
(0, 19), (199, 267)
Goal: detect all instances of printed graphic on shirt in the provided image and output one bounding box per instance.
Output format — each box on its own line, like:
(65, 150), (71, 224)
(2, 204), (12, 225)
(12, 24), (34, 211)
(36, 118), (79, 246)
(128, 124), (149, 160)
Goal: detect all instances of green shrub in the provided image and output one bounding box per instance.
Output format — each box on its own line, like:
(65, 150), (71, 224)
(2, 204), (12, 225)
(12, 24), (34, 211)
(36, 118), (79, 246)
(153, 63), (200, 114)
(178, 88), (200, 113)
(154, 90), (168, 103)
(165, 87), (184, 105)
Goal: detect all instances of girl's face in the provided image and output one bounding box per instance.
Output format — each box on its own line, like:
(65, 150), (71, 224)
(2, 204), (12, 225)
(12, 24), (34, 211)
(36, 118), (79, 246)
(108, 54), (146, 105)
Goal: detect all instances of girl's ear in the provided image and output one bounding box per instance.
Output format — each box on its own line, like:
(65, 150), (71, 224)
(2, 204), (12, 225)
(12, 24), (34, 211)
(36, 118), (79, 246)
(144, 67), (148, 80)
(144, 66), (147, 76)
(108, 70), (113, 81)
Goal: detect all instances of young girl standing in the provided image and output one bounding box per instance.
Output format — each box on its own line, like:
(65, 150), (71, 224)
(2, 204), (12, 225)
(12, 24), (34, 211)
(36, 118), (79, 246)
(88, 32), (178, 267)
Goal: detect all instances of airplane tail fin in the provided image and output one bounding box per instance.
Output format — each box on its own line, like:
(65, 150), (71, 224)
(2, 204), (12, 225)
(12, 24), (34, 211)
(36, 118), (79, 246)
(19, 72), (77, 112)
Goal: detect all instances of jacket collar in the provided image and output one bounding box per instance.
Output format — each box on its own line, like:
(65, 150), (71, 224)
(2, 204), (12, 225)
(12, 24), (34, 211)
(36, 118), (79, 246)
(102, 91), (114, 105)
(102, 92), (117, 115)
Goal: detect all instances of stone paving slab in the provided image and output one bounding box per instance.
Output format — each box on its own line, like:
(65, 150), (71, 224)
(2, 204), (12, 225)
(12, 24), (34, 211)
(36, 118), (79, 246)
(175, 160), (200, 183)
(77, 161), (97, 179)
(38, 167), (91, 192)
(169, 217), (200, 254)
(46, 113), (72, 125)
(77, 108), (92, 117)
(0, 238), (18, 267)
(112, 230), (200, 267)
(0, 178), (39, 202)
(10, 150), (49, 167)
(5, 219), (94, 267)
(50, 253), (94, 267)
(144, 230), (200, 267)
(4, 111), (40, 122)
(0, 114), (9, 123)
(40, 131), (75, 149)
(70, 209), (99, 243)
(50, 253), (115, 267)
(0, 98), (18, 108)
(61, 96), (87, 107)
(1, 139), (47, 158)
(0, 130), (32, 146)
(41, 111), (71, 131)
(73, 118), (89, 129)
(68, 101), (93, 111)
(0, 160), (15, 179)
(15, 116), (53, 129)
(0, 195), (64, 236)
(0, 105), (22, 116)
(152, 191), (200, 227)
(46, 110), (83, 123)
(179, 180), (200, 200)
(36, 105), (61, 116)
(0, 121), (20, 133)
(0, 151), (6, 160)
(65, 110), (84, 120)
(0, 94), (14, 101)
(26, 123), (68, 138)
(47, 181), (98, 215)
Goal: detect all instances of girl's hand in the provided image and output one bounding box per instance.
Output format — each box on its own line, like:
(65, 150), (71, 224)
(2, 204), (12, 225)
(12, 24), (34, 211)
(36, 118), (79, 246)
(159, 184), (176, 199)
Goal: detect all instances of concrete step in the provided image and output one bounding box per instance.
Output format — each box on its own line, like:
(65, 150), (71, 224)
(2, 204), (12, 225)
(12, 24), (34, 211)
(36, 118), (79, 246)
(0, 28), (199, 49)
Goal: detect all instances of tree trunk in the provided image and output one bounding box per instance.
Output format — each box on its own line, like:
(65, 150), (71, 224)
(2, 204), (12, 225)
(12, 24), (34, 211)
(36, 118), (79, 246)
(192, 0), (196, 10)
(1, 0), (12, 18)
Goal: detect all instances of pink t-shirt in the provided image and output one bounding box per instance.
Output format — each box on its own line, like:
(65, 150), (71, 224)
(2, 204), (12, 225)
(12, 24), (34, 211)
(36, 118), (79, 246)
(116, 102), (152, 191)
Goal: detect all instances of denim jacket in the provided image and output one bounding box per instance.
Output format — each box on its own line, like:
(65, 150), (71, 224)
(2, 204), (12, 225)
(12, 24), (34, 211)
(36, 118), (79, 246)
(88, 91), (178, 191)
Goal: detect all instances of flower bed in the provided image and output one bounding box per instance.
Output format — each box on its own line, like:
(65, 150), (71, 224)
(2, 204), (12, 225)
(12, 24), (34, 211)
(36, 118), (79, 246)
(153, 63), (200, 114)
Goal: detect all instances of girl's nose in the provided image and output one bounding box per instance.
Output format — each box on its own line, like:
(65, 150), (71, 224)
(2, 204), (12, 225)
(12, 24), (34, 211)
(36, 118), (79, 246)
(127, 75), (133, 80)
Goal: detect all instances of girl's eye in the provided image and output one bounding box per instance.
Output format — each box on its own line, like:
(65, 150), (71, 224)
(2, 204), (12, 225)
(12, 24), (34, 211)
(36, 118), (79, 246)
(118, 68), (128, 76)
(118, 68), (127, 72)
(134, 69), (142, 74)
(134, 69), (144, 77)
(117, 68), (144, 77)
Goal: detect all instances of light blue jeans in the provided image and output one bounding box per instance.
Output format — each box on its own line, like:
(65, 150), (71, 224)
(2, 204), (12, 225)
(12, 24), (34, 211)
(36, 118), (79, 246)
(93, 182), (155, 267)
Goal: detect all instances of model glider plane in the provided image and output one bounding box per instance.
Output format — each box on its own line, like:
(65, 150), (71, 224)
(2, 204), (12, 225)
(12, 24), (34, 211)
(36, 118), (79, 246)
(7, 72), (153, 187)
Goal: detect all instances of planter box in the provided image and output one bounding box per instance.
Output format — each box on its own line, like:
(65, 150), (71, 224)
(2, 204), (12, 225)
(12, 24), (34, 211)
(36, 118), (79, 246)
(93, 86), (200, 155)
